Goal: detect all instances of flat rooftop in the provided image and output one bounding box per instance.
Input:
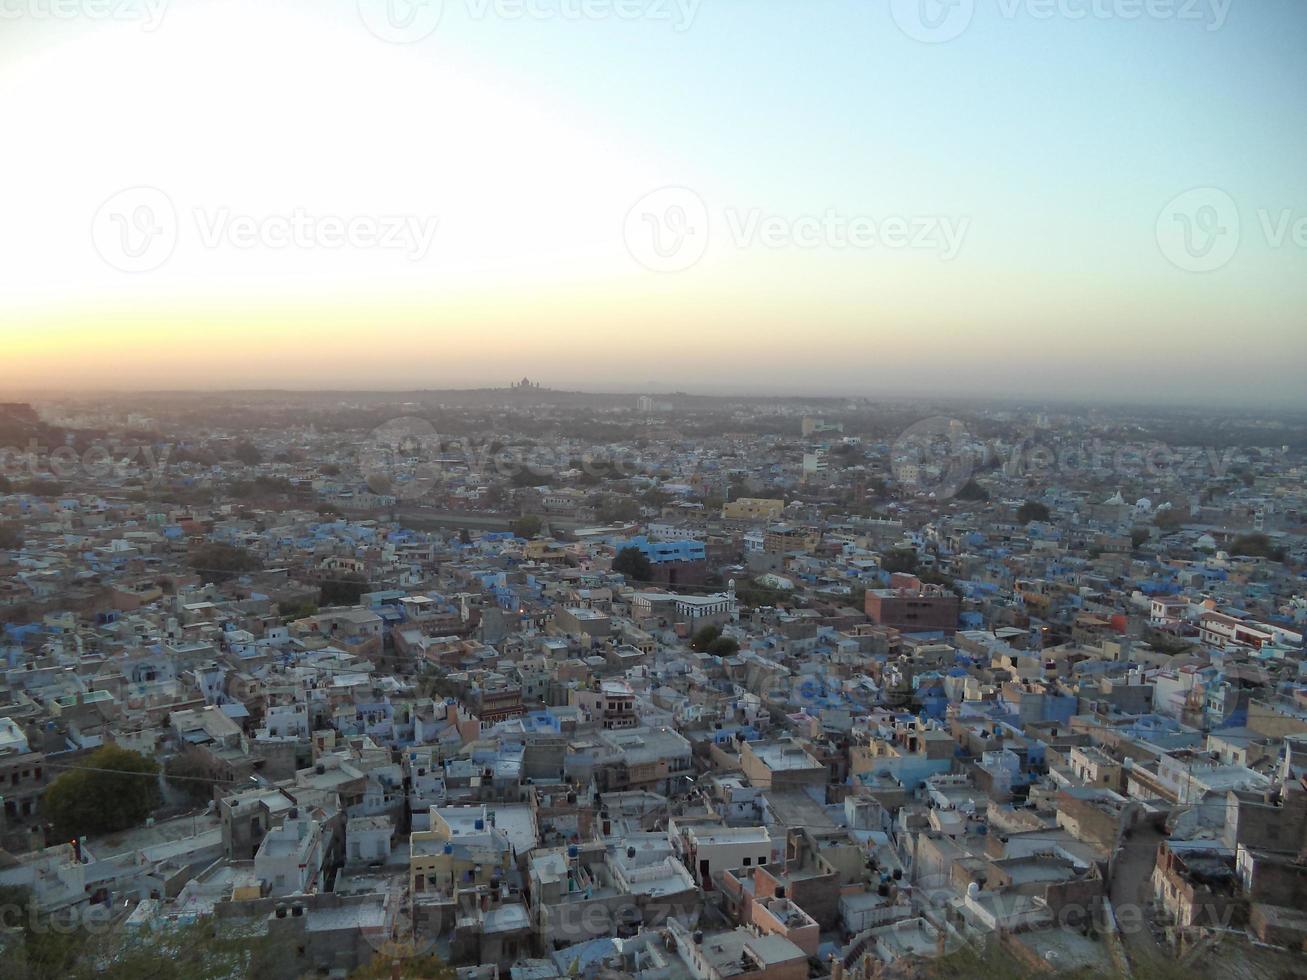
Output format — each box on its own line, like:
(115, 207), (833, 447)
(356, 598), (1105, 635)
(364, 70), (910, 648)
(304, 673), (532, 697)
(687, 826), (770, 847)
(749, 741), (822, 771)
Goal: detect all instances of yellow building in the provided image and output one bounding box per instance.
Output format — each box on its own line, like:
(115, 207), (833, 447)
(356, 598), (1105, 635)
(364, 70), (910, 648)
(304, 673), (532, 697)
(410, 825), (511, 897)
(722, 497), (785, 521)
(763, 525), (820, 555)
(524, 538), (567, 561)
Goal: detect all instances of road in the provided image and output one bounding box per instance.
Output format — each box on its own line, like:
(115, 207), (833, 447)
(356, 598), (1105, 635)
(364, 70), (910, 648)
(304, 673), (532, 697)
(1110, 824), (1167, 967)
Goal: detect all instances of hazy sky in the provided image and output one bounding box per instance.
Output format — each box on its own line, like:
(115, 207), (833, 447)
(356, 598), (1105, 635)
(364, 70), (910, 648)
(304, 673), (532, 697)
(1, 0), (1304, 405)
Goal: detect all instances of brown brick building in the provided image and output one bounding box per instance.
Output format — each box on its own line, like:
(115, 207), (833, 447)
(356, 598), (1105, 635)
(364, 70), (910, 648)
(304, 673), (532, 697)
(864, 587), (959, 633)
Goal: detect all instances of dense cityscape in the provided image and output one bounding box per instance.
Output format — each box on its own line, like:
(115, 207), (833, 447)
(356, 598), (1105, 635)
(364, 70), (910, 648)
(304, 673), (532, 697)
(3, 0), (1305, 975)
(0, 388), (1303, 978)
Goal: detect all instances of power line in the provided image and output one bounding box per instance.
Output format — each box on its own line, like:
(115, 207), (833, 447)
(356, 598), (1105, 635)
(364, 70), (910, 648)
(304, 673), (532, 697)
(39, 759), (258, 785)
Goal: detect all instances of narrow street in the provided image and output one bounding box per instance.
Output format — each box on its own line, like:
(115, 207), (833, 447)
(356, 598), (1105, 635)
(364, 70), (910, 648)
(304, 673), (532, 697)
(1110, 825), (1167, 968)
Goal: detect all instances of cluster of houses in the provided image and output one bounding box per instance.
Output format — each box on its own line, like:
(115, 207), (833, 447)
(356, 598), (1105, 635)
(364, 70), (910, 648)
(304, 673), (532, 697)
(0, 397), (1305, 977)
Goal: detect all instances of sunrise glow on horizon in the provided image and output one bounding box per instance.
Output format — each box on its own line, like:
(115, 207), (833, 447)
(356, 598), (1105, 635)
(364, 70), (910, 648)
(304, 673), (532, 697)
(2, 0), (1305, 405)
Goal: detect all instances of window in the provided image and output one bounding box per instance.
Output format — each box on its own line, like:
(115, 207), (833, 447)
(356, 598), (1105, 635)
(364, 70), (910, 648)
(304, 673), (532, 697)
(758, 856), (767, 865)
(743, 857), (751, 866)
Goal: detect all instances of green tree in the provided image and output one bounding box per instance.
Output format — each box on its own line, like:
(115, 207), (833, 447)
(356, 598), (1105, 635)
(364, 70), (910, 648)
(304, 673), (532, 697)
(707, 635), (739, 656)
(319, 572), (370, 608)
(919, 569), (958, 593)
(735, 578), (791, 609)
(0, 522), (23, 550)
(0, 603), (33, 625)
(641, 487), (671, 509)
(612, 546), (653, 581)
(880, 548), (919, 575)
(22, 479), (64, 498)
(597, 494), (641, 523)
(232, 441), (262, 465)
(43, 744), (161, 840)
(1230, 533), (1286, 562)
(690, 624), (722, 651)
(1016, 500), (1051, 523)
(187, 543), (261, 582)
(1144, 627), (1195, 657)
(511, 514), (542, 538)
(164, 750), (222, 804)
(954, 479), (989, 502)
(253, 475), (294, 495)
(1155, 507), (1188, 530)
(0, 912), (289, 980)
(278, 596), (318, 620)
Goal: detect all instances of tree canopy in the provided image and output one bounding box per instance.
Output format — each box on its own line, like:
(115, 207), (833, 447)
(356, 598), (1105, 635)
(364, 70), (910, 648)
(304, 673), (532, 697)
(596, 494), (641, 523)
(690, 624), (737, 655)
(1230, 533), (1286, 562)
(164, 750), (223, 804)
(880, 548), (919, 575)
(0, 901), (288, 980)
(1016, 500), (1051, 524)
(43, 744), (161, 840)
(954, 479), (990, 502)
(612, 546), (653, 581)
(187, 542), (261, 582)
(319, 572), (370, 608)
(511, 515), (542, 538)
(0, 522), (24, 550)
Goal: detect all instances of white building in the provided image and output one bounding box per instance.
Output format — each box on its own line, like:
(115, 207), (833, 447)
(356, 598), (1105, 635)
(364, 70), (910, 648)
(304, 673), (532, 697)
(676, 825), (774, 888)
(255, 810), (325, 897)
(345, 816), (393, 866)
